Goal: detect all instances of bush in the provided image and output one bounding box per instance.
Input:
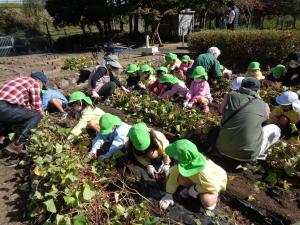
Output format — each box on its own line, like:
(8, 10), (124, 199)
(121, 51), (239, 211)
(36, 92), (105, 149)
(188, 30), (300, 72)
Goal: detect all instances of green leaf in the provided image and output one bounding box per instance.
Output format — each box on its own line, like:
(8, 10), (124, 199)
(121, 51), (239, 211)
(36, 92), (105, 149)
(253, 181), (266, 191)
(265, 172), (277, 185)
(113, 204), (126, 216)
(144, 216), (159, 225)
(43, 198), (57, 213)
(64, 195), (76, 206)
(194, 219), (202, 225)
(73, 213), (88, 225)
(34, 191), (43, 200)
(82, 184), (95, 201)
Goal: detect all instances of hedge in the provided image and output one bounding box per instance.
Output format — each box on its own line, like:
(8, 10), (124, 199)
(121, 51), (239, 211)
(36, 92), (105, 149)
(187, 30), (300, 72)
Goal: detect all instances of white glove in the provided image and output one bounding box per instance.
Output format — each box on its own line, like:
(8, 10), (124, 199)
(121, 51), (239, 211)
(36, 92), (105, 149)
(159, 164), (170, 175)
(147, 165), (157, 178)
(188, 186), (199, 198)
(98, 153), (110, 161)
(183, 101), (189, 108)
(138, 81), (146, 89)
(121, 86), (130, 93)
(187, 103), (193, 109)
(92, 91), (100, 98)
(67, 135), (74, 141)
(159, 193), (174, 210)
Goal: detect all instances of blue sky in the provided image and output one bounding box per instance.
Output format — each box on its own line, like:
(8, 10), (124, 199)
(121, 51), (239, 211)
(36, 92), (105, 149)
(0, 0), (23, 3)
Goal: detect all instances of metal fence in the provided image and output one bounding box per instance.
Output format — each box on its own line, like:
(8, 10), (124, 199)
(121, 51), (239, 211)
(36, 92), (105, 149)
(0, 35), (14, 57)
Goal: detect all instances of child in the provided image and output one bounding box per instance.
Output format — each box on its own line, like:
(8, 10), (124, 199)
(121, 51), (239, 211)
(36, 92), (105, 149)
(126, 64), (144, 90)
(246, 61), (265, 80)
(220, 64), (232, 80)
(139, 64), (156, 89)
(41, 89), (68, 119)
(282, 52), (300, 86)
(184, 66), (213, 113)
(178, 55), (194, 77)
(88, 113), (131, 160)
(148, 66), (168, 95)
(159, 139), (227, 211)
(218, 77), (244, 114)
(158, 74), (188, 100)
(125, 122), (170, 181)
(165, 53), (182, 73)
(266, 64), (286, 82)
(68, 91), (105, 139)
(269, 91), (300, 140)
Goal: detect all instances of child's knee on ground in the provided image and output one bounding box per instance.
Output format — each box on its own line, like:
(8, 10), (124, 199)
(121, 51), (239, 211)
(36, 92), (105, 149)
(200, 192), (218, 208)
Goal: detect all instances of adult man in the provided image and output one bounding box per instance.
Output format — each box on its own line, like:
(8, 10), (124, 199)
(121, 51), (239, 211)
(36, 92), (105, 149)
(0, 72), (47, 153)
(88, 54), (129, 103)
(216, 77), (281, 162)
(227, 1), (240, 30)
(187, 47), (222, 84)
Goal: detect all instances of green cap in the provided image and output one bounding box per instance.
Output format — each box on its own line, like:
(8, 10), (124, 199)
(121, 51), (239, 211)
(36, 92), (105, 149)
(248, 62), (260, 71)
(128, 123), (151, 151)
(41, 90), (47, 95)
(192, 66), (208, 80)
(181, 55), (191, 63)
(100, 113), (122, 135)
(159, 74), (178, 84)
(127, 64), (139, 74)
(69, 91), (93, 105)
(139, 64), (152, 73)
(271, 64), (286, 78)
(165, 53), (177, 63)
(158, 66), (168, 74)
(166, 139), (207, 177)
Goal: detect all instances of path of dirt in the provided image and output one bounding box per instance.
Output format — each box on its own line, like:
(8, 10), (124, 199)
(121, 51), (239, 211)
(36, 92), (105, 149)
(0, 155), (28, 225)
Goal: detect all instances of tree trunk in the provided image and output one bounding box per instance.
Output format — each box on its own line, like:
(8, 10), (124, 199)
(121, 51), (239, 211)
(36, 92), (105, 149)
(134, 14), (139, 33)
(129, 15), (133, 34)
(79, 20), (87, 36)
(292, 15), (297, 29)
(203, 11), (208, 30)
(94, 20), (104, 39)
(120, 16), (124, 31)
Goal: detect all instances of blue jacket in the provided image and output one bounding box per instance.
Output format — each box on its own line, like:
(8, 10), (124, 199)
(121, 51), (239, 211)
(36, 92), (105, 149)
(42, 89), (68, 111)
(90, 122), (131, 157)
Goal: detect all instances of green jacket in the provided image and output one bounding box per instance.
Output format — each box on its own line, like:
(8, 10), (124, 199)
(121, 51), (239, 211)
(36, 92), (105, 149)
(216, 88), (268, 161)
(188, 53), (222, 81)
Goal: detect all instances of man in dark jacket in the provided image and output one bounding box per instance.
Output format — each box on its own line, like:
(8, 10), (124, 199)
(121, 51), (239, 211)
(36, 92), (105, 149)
(216, 78), (281, 162)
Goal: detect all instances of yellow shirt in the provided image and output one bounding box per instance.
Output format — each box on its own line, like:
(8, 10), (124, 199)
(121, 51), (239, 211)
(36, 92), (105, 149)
(125, 130), (170, 167)
(70, 106), (105, 136)
(166, 160), (227, 194)
(166, 58), (182, 71)
(141, 74), (157, 88)
(269, 106), (300, 124)
(246, 70), (265, 80)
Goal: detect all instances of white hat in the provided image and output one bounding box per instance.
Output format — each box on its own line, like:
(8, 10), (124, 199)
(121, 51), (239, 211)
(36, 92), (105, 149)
(276, 91), (300, 112)
(230, 77), (245, 91)
(106, 59), (123, 69)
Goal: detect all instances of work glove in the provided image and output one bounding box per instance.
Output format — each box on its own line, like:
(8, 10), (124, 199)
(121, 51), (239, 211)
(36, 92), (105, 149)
(92, 91), (100, 98)
(98, 153), (110, 161)
(160, 164), (170, 175)
(67, 135), (74, 142)
(187, 102), (193, 109)
(159, 193), (174, 210)
(137, 81), (146, 89)
(147, 165), (157, 178)
(188, 186), (199, 198)
(183, 101), (189, 108)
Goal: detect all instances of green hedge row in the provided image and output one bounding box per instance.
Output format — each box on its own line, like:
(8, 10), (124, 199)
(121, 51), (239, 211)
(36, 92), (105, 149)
(187, 30), (300, 72)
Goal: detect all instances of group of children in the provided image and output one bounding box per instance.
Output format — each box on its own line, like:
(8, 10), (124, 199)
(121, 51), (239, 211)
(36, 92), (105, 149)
(2, 49), (299, 213)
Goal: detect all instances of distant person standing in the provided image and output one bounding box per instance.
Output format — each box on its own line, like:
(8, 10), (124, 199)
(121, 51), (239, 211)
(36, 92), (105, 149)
(227, 1), (240, 30)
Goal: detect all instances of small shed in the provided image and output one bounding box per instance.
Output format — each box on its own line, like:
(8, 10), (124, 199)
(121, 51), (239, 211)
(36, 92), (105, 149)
(158, 9), (195, 41)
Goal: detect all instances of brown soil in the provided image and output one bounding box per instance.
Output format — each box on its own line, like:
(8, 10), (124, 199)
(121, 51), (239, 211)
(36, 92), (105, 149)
(0, 154), (28, 225)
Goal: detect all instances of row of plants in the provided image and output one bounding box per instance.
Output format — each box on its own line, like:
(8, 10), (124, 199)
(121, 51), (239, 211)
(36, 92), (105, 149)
(18, 119), (165, 225)
(111, 82), (300, 183)
(62, 56), (97, 71)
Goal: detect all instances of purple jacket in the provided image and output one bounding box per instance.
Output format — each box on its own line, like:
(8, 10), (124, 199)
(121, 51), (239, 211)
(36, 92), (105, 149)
(186, 80), (213, 103)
